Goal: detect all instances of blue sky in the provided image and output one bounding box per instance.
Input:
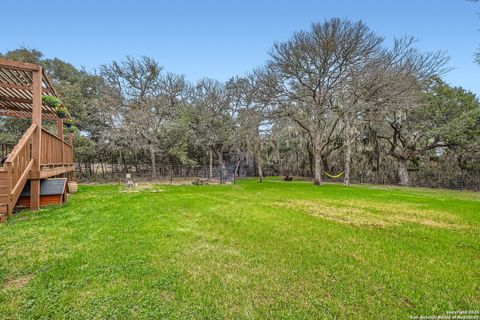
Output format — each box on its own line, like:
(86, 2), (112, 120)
(2, 0), (479, 95)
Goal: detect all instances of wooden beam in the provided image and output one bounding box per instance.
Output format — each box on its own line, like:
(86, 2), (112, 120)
(0, 96), (54, 106)
(37, 165), (74, 179)
(56, 119), (64, 140)
(68, 132), (75, 181)
(0, 103), (34, 114)
(42, 70), (58, 97)
(57, 118), (64, 165)
(0, 96), (57, 116)
(0, 110), (57, 120)
(30, 68), (42, 211)
(0, 95), (32, 104)
(0, 104), (33, 115)
(0, 57), (40, 72)
(0, 110), (29, 118)
(0, 82), (54, 93)
(4, 162), (13, 216)
(10, 159), (34, 210)
(30, 180), (40, 210)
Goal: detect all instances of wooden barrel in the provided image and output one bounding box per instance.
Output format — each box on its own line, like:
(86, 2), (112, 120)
(67, 181), (78, 194)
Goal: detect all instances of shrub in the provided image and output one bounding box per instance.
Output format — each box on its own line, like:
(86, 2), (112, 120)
(55, 106), (69, 118)
(64, 118), (75, 128)
(41, 95), (61, 108)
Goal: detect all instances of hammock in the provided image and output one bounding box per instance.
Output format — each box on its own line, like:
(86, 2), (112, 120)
(322, 170), (345, 179)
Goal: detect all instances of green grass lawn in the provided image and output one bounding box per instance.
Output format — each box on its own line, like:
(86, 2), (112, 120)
(0, 178), (479, 319)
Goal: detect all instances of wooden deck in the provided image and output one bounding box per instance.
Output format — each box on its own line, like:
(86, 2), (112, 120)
(0, 58), (74, 221)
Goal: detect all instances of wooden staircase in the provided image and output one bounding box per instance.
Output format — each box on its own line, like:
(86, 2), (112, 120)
(1, 124), (36, 219)
(0, 124), (74, 222)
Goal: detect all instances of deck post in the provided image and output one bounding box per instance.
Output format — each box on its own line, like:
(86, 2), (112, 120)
(6, 162), (13, 216)
(30, 67), (42, 210)
(57, 118), (64, 166)
(68, 132), (74, 180)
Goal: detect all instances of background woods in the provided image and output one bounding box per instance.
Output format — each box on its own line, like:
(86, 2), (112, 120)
(1, 18), (479, 189)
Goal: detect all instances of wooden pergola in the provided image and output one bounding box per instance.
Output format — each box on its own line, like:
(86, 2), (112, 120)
(0, 59), (59, 119)
(0, 58), (74, 219)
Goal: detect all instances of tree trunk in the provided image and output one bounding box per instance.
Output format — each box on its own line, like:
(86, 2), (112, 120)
(307, 144), (314, 178)
(209, 149), (213, 179)
(398, 158), (410, 186)
(100, 159), (106, 180)
(216, 151), (227, 183)
(255, 145), (264, 182)
(150, 145), (156, 179)
(234, 158), (242, 183)
(313, 144), (322, 186)
(118, 149), (123, 181)
(344, 120), (352, 186)
(344, 140), (352, 186)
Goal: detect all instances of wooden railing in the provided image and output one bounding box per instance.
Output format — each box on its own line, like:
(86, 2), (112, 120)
(1, 125), (73, 216)
(3, 124), (36, 210)
(64, 142), (73, 164)
(41, 128), (73, 167)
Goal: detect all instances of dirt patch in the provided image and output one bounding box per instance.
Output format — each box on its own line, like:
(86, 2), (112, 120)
(275, 199), (467, 229)
(2, 274), (33, 290)
(121, 182), (165, 193)
(82, 177), (232, 186)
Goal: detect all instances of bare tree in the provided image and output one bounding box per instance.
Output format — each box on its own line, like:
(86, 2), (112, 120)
(333, 55), (389, 186)
(372, 39), (449, 185)
(190, 79), (236, 179)
(100, 57), (189, 178)
(226, 75), (266, 182)
(258, 18), (385, 185)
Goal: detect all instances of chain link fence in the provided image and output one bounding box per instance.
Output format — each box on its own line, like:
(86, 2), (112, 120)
(74, 162), (480, 191)
(345, 170), (480, 191)
(245, 167), (480, 191)
(75, 163), (237, 185)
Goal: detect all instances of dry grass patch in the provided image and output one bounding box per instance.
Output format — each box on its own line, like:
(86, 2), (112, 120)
(2, 274), (32, 290)
(277, 199), (467, 229)
(120, 182), (165, 193)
